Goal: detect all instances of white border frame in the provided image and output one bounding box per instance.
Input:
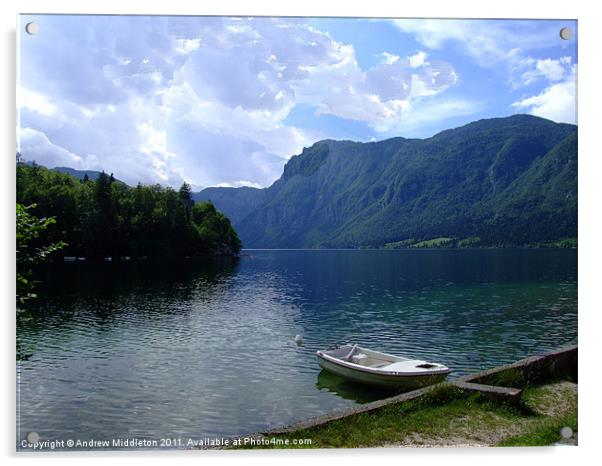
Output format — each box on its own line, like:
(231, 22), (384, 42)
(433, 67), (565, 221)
(2, 1), (598, 465)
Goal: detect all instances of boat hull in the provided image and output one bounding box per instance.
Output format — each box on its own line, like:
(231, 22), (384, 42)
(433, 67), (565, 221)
(316, 353), (449, 389)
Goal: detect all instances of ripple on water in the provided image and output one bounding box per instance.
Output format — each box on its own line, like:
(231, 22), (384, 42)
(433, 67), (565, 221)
(17, 250), (577, 446)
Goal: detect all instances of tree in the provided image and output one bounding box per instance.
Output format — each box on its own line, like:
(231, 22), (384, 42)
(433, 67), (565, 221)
(179, 182), (194, 217)
(16, 163), (243, 259)
(92, 171), (117, 257)
(16, 203), (66, 307)
(192, 201), (242, 255)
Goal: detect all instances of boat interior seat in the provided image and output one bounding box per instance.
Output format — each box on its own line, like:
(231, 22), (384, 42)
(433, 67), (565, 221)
(370, 361), (391, 368)
(383, 360), (434, 372)
(350, 353), (368, 364)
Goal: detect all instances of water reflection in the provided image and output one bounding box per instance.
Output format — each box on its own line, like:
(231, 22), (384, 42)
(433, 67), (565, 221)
(316, 370), (407, 403)
(17, 249), (577, 448)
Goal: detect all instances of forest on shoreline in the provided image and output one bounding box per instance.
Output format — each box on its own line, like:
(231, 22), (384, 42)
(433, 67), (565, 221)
(17, 162), (242, 262)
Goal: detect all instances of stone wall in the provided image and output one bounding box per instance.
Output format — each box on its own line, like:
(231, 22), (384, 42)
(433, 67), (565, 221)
(206, 344), (578, 448)
(459, 344), (577, 388)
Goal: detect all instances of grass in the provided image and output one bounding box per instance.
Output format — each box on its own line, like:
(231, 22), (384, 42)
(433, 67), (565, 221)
(498, 411), (577, 446)
(475, 367), (529, 389)
(494, 381), (578, 446)
(457, 236), (481, 248)
(235, 380), (577, 449)
(536, 237), (578, 249)
(411, 237), (454, 248)
(380, 235), (576, 249)
(383, 239), (417, 249)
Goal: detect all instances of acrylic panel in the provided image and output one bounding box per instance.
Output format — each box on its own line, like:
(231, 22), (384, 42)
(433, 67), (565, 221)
(16, 15), (578, 451)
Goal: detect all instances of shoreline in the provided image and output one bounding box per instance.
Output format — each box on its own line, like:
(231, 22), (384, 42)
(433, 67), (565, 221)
(214, 345), (577, 450)
(241, 247), (578, 251)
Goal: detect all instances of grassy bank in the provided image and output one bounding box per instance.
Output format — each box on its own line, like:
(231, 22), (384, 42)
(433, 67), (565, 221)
(238, 380), (577, 449)
(381, 236), (577, 249)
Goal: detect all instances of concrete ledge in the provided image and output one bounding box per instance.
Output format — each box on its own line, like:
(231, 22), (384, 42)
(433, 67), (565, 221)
(457, 344), (577, 387)
(202, 385), (439, 449)
(261, 345), (576, 436)
(452, 381), (522, 405)
(263, 384), (435, 436)
(198, 344), (577, 449)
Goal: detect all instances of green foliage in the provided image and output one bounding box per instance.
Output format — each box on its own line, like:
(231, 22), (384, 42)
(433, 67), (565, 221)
(383, 239), (417, 249)
(239, 383), (525, 449)
(281, 142), (330, 180)
(536, 237), (577, 248)
(192, 201), (242, 254)
(179, 182), (193, 217)
(411, 237), (453, 248)
(498, 411), (577, 446)
(16, 203), (66, 306)
(457, 236), (481, 248)
(384, 236), (483, 249)
(51, 166), (116, 182)
(16, 164), (242, 261)
(239, 380), (577, 449)
(476, 367), (529, 389)
(199, 115), (577, 249)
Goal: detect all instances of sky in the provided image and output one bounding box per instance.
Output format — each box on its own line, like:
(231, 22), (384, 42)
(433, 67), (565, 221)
(17, 16), (577, 190)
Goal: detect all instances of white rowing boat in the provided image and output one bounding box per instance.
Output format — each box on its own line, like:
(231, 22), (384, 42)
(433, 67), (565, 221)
(316, 344), (451, 389)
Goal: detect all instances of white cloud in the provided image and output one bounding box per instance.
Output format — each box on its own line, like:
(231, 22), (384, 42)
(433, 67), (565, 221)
(519, 57), (572, 87)
(18, 16), (461, 188)
(379, 52), (399, 65)
(511, 66), (576, 124)
(408, 51), (427, 68)
(393, 18), (577, 126)
(392, 19), (561, 67)
(18, 127), (99, 169)
(215, 180), (265, 189)
(18, 88), (56, 117)
(303, 49), (456, 130)
(393, 19), (509, 66)
(537, 57), (570, 81)
(376, 98), (483, 137)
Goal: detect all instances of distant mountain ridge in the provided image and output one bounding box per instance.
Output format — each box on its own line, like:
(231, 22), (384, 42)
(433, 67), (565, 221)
(51, 166), (126, 185)
(20, 161), (126, 185)
(194, 115), (577, 248)
(51, 166), (105, 180)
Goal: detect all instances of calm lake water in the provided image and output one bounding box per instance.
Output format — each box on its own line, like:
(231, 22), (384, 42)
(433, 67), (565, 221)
(17, 249), (577, 449)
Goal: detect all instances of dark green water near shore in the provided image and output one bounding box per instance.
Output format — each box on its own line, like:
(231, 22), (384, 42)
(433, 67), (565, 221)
(17, 249), (577, 448)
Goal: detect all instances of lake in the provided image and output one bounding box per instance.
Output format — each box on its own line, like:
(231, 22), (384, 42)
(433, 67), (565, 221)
(16, 249), (577, 449)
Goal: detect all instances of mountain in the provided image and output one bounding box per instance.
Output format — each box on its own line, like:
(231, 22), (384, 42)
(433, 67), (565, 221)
(195, 115), (577, 249)
(193, 186), (266, 223)
(19, 161), (127, 185)
(51, 167), (126, 185)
